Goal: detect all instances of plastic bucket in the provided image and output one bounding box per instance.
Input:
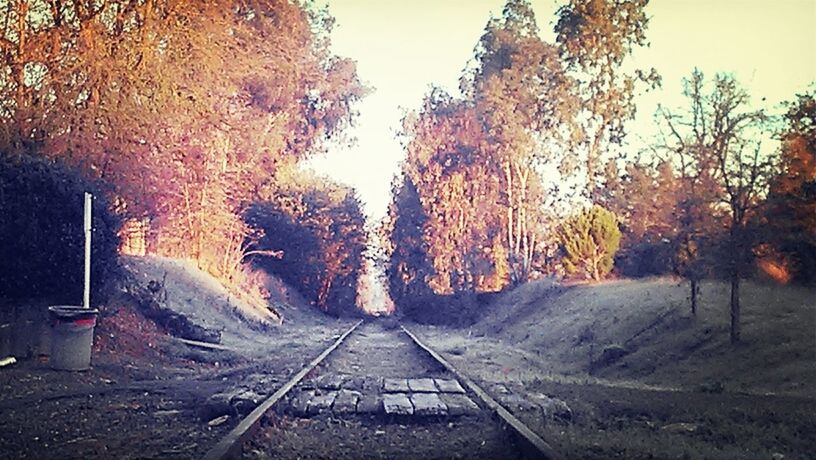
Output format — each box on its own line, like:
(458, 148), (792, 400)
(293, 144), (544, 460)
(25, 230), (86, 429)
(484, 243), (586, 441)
(48, 306), (98, 371)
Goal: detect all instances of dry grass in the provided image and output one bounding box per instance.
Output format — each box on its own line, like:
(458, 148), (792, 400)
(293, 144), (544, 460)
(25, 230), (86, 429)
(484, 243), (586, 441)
(471, 277), (816, 397)
(120, 256), (340, 354)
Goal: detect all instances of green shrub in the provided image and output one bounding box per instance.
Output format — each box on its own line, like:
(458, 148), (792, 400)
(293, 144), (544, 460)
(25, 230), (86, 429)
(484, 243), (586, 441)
(0, 154), (121, 304)
(557, 205), (622, 280)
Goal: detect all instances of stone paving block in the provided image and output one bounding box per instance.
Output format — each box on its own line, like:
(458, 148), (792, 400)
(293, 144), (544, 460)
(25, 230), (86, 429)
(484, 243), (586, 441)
(306, 391), (337, 415)
(288, 390), (315, 417)
(434, 379), (466, 394)
(355, 394), (383, 415)
(314, 374), (347, 390)
(383, 378), (410, 393)
(497, 393), (538, 411)
(490, 384), (511, 394)
(440, 393), (480, 416)
(232, 390), (264, 416)
(332, 389), (361, 414)
(344, 376), (366, 391)
(383, 393), (413, 415)
(361, 376), (384, 392)
(411, 393), (447, 416)
(408, 378), (438, 393)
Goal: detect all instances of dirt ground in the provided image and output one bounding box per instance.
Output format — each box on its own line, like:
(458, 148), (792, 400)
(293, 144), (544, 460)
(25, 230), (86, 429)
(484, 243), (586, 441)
(0, 257), (356, 460)
(246, 321), (528, 459)
(246, 414), (521, 460)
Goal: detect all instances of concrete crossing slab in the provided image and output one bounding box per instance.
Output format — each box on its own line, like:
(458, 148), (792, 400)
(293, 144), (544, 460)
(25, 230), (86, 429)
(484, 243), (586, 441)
(333, 389), (361, 414)
(434, 379), (466, 394)
(293, 374), (477, 419)
(306, 392), (337, 415)
(356, 394), (383, 414)
(440, 393), (480, 416)
(288, 390), (315, 417)
(383, 393), (414, 415)
(383, 378), (410, 393)
(411, 393), (447, 416)
(408, 378), (438, 393)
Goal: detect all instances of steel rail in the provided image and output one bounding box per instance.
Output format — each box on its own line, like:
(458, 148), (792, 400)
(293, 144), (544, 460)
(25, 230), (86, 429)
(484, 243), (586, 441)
(201, 319), (363, 460)
(401, 325), (560, 460)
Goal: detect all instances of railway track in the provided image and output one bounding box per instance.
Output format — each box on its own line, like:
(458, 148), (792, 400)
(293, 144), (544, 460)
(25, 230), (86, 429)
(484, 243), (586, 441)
(202, 320), (559, 460)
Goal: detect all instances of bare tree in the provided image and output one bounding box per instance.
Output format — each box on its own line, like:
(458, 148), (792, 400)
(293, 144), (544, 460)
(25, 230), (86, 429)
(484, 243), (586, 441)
(659, 69), (774, 342)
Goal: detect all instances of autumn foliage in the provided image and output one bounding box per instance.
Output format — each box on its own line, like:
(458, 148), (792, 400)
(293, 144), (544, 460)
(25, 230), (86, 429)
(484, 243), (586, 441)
(763, 90), (816, 283)
(386, 0), (651, 312)
(0, 1), (367, 313)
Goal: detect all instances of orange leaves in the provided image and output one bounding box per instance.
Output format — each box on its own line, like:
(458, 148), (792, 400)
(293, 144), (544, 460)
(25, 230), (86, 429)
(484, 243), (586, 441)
(0, 0), (366, 298)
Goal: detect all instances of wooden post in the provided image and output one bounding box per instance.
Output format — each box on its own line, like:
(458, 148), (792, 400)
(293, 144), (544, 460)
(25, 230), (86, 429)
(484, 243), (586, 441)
(83, 192), (92, 309)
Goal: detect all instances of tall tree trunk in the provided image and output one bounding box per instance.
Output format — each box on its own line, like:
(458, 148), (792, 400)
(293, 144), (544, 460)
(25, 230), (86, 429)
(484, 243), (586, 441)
(690, 278), (698, 316)
(730, 274), (740, 343)
(729, 213), (742, 343)
(504, 162), (513, 250)
(504, 161), (516, 282)
(182, 182), (196, 258)
(516, 163), (529, 282)
(14, 0), (28, 141)
(318, 275), (333, 311)
(587, 129), (603, 201)
(197, 186), (207, 264)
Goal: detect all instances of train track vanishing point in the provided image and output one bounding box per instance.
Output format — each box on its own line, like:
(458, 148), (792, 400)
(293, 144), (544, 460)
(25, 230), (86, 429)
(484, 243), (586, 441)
(201, 319), (559, 460)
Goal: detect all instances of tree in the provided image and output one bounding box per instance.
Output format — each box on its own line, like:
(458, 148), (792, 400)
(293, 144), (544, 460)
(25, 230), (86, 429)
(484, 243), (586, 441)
(659, 70), (773, 342)
(0, 1), (367, 292)
(0, 153), (121, 304)
(555, 0), (659, 197)
(388, 0), (585, 310)
(764, 88), (816, 283)
(599, 159), (684, 278)
(246, 170), (367, 316)
(654, 71), (726, 316)
(384, 175), (435, 310)
(399, 89), (506, 295)
(556, 205), (622, 281)
(464, 0), (579, 283)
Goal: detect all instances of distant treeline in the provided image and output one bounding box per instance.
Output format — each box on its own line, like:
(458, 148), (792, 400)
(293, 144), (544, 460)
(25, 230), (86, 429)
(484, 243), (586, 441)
(383, 0), (815, 343)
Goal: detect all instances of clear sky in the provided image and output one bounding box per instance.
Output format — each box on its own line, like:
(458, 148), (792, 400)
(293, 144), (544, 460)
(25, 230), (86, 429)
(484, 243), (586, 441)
(305, 0), (816, 221)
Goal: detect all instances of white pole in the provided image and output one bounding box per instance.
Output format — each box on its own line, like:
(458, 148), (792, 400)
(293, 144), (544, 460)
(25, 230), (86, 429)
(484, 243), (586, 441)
(83, 192), (92, 309)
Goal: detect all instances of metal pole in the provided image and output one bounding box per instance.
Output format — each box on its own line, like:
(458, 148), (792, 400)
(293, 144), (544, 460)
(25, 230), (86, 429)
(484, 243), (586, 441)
(83, 192), (92, 309)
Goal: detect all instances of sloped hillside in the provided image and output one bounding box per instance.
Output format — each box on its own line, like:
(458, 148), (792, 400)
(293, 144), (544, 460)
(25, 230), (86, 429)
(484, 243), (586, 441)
(446, 277), (815, 397)
(120, 256), (347, 356)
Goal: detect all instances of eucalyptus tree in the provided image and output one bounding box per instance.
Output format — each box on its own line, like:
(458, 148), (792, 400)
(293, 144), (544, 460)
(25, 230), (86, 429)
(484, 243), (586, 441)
(555, 0), (659, 198)
(463, 0), (579, 283)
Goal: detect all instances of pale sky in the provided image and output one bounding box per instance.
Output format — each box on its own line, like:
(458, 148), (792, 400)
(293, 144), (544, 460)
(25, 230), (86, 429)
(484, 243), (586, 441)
(305, 0), (816, 220)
